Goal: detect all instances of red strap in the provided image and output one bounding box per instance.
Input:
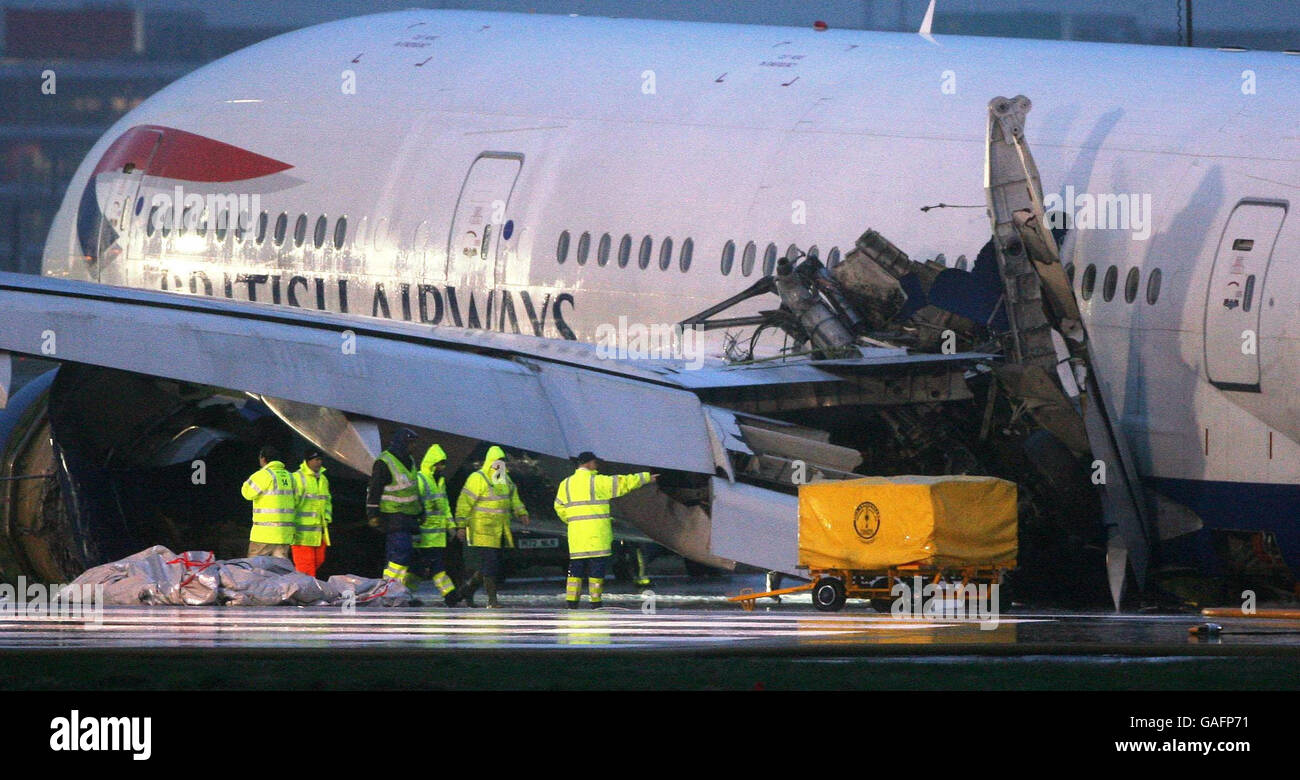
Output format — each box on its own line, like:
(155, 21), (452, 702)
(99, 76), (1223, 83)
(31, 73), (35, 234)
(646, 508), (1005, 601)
(356, 580), (390, 603)
(167, 552), (216, 588)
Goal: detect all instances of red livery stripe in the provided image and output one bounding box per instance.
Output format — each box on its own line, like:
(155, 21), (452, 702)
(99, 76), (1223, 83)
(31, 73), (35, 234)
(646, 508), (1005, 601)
(93, 124), (292, 182)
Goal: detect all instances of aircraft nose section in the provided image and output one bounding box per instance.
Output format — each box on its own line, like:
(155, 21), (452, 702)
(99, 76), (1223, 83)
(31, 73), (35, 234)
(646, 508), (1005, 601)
(74, 173), (112, 268)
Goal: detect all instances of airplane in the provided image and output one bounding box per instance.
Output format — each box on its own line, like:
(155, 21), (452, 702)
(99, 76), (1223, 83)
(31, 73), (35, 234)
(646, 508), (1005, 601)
(0, 9), (1297, 605)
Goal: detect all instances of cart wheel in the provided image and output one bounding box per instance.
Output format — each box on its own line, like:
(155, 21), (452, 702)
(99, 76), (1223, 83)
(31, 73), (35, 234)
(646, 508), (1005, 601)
(812, 578), (847, 612)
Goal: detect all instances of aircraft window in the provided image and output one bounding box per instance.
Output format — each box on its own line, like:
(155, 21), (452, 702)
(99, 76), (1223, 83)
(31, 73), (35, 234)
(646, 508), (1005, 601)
(146, 205), (159, 237)
(618, 234), (632, 268)
(577, 231), (591, 266)
(639, 236), (653, 269)
(807, 245), (820, 262)
(741, 241), (757, 276)
(1146, 268), (1162, 305)
(273, 213), (288, 246)
(333, 217), (347, 250)
(597, 233), (611, 267)
(293, 214), (308, 248)
(160, 207), (172, 237)
(827, 247), (841, 267)
(1243, 275), (1256, 312)
(1124, 267), (1140, 303)
(215, 210), (228, 243)
(659, 237), (674, 271)
(955, 255), (969, 271)
(312, 215), (327, 249)
(1065, 262), (1075, 287)
(234, 211), (245, 243)
(1102, 265), (1118, 301)
(196, 208), (208, 237)
(256, 212), (269, 245)
(785, 243), (800, 261)
(680, 238), (693, 272)
(721, 240), (735, 275)
(556, 230), (570, 264)
(179, 205), (192, 235)
(1081, 264), (1097, 300)
(762, 243), (778, 276)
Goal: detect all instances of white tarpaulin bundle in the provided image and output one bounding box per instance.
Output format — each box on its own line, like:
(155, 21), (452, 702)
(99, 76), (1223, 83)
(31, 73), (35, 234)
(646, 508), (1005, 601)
(72, 546), (411, 607)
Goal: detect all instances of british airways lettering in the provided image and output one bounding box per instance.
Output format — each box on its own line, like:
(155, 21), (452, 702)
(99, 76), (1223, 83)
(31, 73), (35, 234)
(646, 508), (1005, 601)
(159, 270), (577, 340)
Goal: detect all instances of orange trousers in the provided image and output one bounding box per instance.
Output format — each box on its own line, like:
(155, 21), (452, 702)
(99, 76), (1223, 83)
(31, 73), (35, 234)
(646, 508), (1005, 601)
(292, 544), (327, 578)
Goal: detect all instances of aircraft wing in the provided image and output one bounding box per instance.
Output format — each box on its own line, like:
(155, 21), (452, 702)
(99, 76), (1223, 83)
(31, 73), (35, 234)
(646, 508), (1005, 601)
(0, 273), (717, 472)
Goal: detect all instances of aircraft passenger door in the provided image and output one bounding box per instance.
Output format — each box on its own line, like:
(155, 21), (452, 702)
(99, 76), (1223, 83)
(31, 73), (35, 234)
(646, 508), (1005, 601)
(446, 153), (523, 283)
(99, 129), (162, 281)
(1204, 201), (1286, 391)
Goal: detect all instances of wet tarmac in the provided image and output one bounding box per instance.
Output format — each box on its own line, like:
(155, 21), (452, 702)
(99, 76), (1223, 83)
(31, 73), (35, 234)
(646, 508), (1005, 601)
(2, 573), (1298, 689)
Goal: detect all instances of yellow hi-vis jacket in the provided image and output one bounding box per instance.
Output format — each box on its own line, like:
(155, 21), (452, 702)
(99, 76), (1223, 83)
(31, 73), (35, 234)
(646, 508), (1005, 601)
(455, 446), (527, 549)
(377, 450), (422, 516)
(291, 462), (332, 547)
(554, 468), (652, 559)
(241, 461), (297, 545)
(415, 444), (452, 549)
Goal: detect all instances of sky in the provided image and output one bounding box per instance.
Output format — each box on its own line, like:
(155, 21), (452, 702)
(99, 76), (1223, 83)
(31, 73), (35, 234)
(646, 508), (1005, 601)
(2, 0), (1298, 37)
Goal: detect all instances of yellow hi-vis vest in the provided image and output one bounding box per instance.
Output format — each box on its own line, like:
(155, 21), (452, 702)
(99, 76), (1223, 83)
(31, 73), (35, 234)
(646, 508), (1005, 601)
(415, 471), (452, 549)
(377, 450), (421, 516)
(554, 468), (651, 559)
(455, 447), (527, 549)
(291, 462), (332, 547)
(242, 461), (297, 545)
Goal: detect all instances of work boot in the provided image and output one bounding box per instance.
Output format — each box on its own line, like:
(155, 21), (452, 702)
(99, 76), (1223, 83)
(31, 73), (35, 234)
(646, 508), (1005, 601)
(461, 572), (482, 608)
(565, 600), (579, 610)
(589, 600), (603, 610)
(484, 577), (500, 609)
(443, 589), (462, 608)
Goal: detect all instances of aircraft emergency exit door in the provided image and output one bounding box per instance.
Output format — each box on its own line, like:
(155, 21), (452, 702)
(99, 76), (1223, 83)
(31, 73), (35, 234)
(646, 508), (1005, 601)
(1204, 201), (1286, 391)
(445, 152), (522, 284)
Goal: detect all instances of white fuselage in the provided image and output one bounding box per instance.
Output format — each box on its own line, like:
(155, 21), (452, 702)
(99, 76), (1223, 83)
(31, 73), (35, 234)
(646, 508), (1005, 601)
(43, 11), (1300, 531)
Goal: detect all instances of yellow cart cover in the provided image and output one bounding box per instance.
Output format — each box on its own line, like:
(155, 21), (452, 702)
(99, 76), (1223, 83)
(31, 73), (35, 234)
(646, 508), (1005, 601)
(798, 475), (1017, 570)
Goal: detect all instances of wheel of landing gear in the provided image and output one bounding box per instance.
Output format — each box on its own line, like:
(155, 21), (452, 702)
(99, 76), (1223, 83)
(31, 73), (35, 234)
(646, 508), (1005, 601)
(812, 577), (847, 612)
